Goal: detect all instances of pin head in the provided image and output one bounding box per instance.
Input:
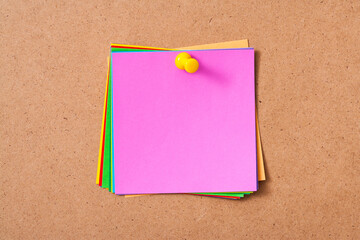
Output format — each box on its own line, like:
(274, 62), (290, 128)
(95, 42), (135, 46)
(184, 58), (199, 73)
(175, 52), (199, 73)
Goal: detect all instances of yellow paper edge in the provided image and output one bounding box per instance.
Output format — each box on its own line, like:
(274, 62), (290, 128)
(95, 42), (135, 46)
(111, 43), (169, 50)
(96, 57), (110, 184)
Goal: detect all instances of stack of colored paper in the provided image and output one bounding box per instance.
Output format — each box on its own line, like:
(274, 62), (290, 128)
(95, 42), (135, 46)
(96, 40), (266, 200)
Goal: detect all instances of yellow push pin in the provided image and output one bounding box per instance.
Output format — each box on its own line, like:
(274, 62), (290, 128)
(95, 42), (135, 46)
(175, 52), (199, 73)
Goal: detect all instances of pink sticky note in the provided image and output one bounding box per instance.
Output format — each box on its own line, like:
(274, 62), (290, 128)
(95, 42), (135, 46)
(112, 49), (257, 194)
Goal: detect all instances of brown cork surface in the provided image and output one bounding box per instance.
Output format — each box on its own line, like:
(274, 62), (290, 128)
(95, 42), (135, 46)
(1, 1), (359, 239)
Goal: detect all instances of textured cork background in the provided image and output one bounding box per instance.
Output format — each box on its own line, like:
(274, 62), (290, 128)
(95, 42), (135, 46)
(1, 1), (359, 239)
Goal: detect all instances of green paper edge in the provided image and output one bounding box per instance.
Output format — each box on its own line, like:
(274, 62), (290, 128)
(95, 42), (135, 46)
(101, 61), (112, 189)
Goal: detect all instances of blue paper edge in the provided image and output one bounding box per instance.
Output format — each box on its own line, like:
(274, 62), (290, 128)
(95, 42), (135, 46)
(111, 52), (116, 194)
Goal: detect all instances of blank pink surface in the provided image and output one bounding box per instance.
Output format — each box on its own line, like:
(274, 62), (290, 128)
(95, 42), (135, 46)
(112, 49), (257, 194)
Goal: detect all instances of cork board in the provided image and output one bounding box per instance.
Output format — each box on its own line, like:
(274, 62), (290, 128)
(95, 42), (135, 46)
(0, 1), (359, 239)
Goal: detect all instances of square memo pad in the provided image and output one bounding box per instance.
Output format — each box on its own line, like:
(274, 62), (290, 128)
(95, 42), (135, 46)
(112, 49), (257, 194)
